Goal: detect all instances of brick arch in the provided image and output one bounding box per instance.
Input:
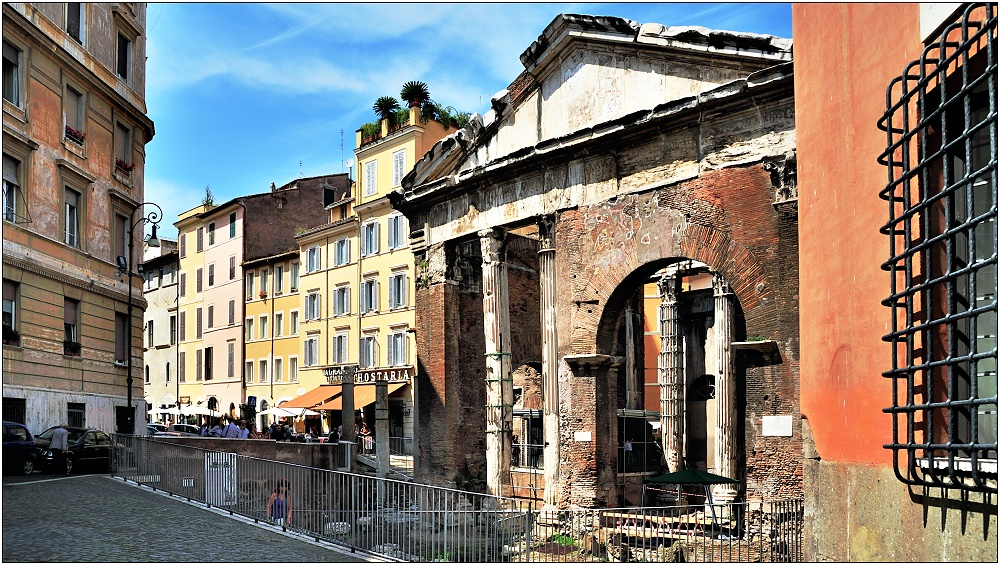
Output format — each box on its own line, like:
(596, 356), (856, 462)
(586, 221), (776, 356)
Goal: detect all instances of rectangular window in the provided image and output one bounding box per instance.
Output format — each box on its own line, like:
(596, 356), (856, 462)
(289, 357), (299, 382)
(115, 122), (131, 170)
(146, 320), (154, 348)
(259, 359), (268, 384)
(169, 315), (177, 345)
(387, 214), (407, 250)
(114, 213), (129, 266)
(274, 312), (283, 337)
(359, 335), (376, 368)
(3, 40), (22, 107)
(179, 272), (187, 297)
(229, 212), (237, 238)
(64, 298), (79, 351)
(67, 403), (85, 429)
(228, 300), (235, 326)
(227, 342), (235, 379)
(361, 279), (378, 314)
(334, 238), (350, 266)
(388, 330), (407, 366)
(208, 263), (215, 287)
(389, 273), (407, 309)
(304, 337), (318, 366)
(361, 221), (379, 257)
(64, 187), (80, 247)
(207, 222), (215, 245)
(333, 332), (349, 364)
(306, 246), (322, 273)
(290, 311), (299, 335)
(196, 349), (203, 382)
(3, 153), (21, 223)
(66, 3), (83, 42)
(2, 279), (17, 346)
(166, 363), (170, 383)
(274, 265), (284, 294)
(245, 360), (254, 384)
(392, 149), (406, 187)
(334, 285), (351, 316)
(274, 357), (283, 382)
(364, 160), (378, 196)
(229, 256), (236, 280)
(179, 233), (186, 258)
(305, 292), (321, 321)
(245, 318), (254, 342)
(179, 351), (186, 383)
(245, 272), (254, 299)
(196, 227), (204, 253)
(879, 6), (997, 493)
(204, 347), (213, 381)
(115, 312), (128, 363)
(64, 85), (84, 137)
(195, 307), (203, 339)
(207, 305), (214, 329)
(179, 311), (186, 342)
(290, 262), (300, 291)
(259, 315), (268, 340)
(116, 32), (130, 82)
(196, 268), (203, 293)
(259, 269), (268, 294)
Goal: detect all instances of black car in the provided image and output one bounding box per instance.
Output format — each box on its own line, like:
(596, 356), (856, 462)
(34, 426), (112, 474)
(2, 421), (36, 475)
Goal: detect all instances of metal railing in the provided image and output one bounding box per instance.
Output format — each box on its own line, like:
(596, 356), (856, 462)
(111, 435), (802, 562)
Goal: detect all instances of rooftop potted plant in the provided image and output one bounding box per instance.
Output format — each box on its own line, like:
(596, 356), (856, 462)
(400, 80), (430, 108)
(373, 96), (400, 126)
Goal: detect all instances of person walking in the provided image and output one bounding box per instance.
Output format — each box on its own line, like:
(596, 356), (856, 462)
(266, 479), (292, 527)
(49, 423), (70, 474)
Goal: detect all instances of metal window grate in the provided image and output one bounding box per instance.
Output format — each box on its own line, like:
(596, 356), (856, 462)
(878, 3), (998, 493)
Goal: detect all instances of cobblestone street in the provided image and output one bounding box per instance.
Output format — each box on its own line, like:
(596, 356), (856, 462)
(2, 473), (369, 562)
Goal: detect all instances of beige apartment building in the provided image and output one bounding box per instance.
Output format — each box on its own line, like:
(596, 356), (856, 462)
(3, 2), (154, 434)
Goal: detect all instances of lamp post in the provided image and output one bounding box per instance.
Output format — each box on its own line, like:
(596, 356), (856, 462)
(117, 202), (162, 434)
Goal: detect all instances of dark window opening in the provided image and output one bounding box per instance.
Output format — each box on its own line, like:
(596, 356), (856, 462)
(67, 402), (85, 428)
(3, 397), (26, 424)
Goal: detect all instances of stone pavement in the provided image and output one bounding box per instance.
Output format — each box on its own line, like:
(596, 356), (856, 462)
(2, 473), (370, 562)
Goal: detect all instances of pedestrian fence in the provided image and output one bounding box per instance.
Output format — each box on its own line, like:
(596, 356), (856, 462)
(111, 435), (802, 562)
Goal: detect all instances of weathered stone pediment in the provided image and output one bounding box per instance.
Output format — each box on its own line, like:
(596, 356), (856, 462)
(397, 14), (792, 204)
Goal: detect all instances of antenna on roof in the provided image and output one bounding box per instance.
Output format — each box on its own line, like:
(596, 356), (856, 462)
(341, 129), (344, 173)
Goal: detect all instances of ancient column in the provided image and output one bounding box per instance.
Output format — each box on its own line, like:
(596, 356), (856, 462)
(712, 272), (739, 503)
(537, 217), (560, 506)
(375, 379), (390, 478)
(658, 272), (685, 472)
(481, 228), (513, 497)
(624, 292), (643, 410)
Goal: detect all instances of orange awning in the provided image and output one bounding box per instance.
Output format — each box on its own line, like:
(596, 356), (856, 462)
(315, 383), (406, 410)
(281, 385), (342, 409)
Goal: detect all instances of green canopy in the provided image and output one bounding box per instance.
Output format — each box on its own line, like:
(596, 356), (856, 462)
(644, 468), (739, 485)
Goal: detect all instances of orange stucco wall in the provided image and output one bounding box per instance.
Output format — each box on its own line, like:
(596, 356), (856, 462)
(794, 3), (924, 465)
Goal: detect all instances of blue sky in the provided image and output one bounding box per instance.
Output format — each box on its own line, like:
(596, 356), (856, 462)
(144, 3), (792, 238)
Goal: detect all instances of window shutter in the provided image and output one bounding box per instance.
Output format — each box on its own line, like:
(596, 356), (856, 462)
(115, 122), (129, 163)
(179, 311), (186, 341)
(65, 87), (81, 130)
(346, 287), (351, 315)
(228, 300), (235, 325)
(388, 334), (395, 365)
(228, 343), (234, 378)
(401, 274), (407, 307)
(179, 234), (186, 258)
(3, 154), (18, 185)
(179, 273), (186, 297)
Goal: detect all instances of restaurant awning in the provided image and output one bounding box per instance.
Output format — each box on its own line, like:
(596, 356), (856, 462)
(281, 385), (342, 409)
(315, 382), (406, 410)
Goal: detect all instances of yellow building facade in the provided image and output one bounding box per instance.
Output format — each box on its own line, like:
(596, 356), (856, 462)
(290, 106), (451, 441)
(243, 250), (302, 432)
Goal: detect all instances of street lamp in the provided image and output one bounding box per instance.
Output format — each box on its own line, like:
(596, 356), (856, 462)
(117, 202), (162, 434)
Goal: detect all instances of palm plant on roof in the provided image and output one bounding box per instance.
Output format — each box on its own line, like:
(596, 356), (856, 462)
(373, 96), (401, 125)
(400, 81), (430, 108)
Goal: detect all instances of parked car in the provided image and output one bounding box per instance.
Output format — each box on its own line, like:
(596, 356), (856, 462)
(147, 423), (168, 435)
(153, 423), (201, 437)
(2, 421), (36, 475)
(34, 426), (112, 474)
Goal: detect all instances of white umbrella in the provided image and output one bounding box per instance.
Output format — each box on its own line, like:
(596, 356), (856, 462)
(259, 406), (298, 418)
(181, 405), (218, 416)
(278, 406), (320, 417)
